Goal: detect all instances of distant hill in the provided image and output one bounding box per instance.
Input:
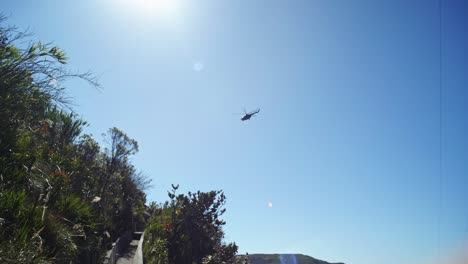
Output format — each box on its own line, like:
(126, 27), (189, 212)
(238, 254), (345, 264)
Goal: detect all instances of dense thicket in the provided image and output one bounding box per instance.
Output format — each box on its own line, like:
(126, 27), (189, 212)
(143, 185), (245, 264)
(0, 17), (148, 263)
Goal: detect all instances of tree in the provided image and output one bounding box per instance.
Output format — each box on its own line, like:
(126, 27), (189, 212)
(144, 186), (238, 264)
(100, 127), (138, 198)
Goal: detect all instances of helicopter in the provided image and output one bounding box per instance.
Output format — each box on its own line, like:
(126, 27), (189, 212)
(237, 108), (260, 121)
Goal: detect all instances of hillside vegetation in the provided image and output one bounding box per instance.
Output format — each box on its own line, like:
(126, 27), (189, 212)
(0, 16), (149, 263)
(143, 185), (241, 264)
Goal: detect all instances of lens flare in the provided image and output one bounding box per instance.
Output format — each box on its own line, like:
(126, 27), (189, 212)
(116, 0), (181, 21)
(193, 61), (204, 72)
(279, 254), (297, 264)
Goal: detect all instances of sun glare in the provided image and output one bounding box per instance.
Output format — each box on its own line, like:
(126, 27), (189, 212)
(117, 0), (181, 21)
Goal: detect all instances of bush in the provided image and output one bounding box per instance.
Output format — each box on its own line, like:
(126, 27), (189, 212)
(144, 185), (238, 264)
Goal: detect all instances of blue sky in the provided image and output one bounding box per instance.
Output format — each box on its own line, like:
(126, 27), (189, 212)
(3, 1), (468, 263)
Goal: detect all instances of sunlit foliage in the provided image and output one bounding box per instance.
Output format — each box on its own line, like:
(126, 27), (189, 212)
(144, 185), (240, 264)
(0, 16), (148, 263)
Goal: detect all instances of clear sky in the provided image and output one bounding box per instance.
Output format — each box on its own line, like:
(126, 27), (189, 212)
(2, 1), (468, 263)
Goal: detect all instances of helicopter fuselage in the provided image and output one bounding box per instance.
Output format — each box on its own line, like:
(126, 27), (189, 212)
(240, 109), (259, 121)
(241, 114), (252, 121)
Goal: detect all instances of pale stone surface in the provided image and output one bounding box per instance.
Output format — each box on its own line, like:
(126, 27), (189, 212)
(116, 240), (139, 264)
